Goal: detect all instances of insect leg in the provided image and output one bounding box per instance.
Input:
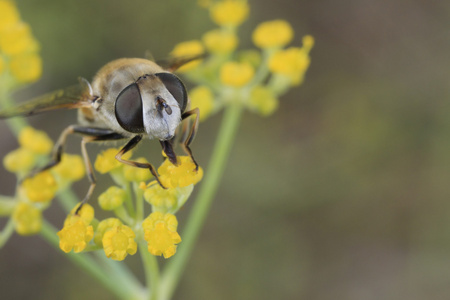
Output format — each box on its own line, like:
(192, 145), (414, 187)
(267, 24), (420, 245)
(115, 135), (167, 189)
(180, 107), (200, 170)
(160, 140), (178, 165)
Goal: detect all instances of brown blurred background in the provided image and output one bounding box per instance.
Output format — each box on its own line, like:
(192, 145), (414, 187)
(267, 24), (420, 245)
(1, 0), (450, 299)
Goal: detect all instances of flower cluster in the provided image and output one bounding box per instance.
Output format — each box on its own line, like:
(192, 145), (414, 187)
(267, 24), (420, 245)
(56, 147), (203, 260)
(1, 127), (85, 235)
(172, 0), (313, 119)
(0, 0), (42, 87)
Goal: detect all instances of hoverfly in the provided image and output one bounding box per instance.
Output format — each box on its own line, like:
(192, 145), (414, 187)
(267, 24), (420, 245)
(0, 56), (201, 211)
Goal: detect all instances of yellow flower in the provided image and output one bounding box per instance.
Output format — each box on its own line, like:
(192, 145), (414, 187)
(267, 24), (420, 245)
(220, 61), (254, 87)
(269, 47), (310, 85)
(252, 19), (294, 49)
(21, 171), (57, 203)
(9, 52), (42, 83)
(202, 29), (238, 54)
(210, 0), (249, 27)
(66, 203), (95, 226)
(18, 126), (53, 155)
(94, 218), (123, 246)
(170, 40), (204, 72)
(0, 0), (20, 32)
(102, 224), (137, 261)
(0, 22), (38, 55)
(12, 202), (42, 235)
(53, 154), (85, 181)
(57, 218), (94, 253)
(98, 186), (126, 211)
(249, 85), (279, 116)
(94, 148), (131, 174)
(144, 184), (193, 213)
(302, 35), (315, 52)
(158, 156), (203, 188)
(143, 212), (181, 258)
(189, 86), (214, 121)
(123, 157), (153, 182)
(3, 147), (36, 173)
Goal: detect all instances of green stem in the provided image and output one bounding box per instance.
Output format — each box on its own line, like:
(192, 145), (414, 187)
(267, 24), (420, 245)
(160, 102), (244, 300)
(140, 242), (160, 300)
(57, 188), (79, 213)
(0, 218), (15, 248)
(40, 221), (140, 300)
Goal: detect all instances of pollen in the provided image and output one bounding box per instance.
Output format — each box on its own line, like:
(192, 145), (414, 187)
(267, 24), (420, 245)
(98, 186), (126, 211)
(94, 148), (131, 174)
(18, 126), (53, 155)
(252, 19), (294, 49)
(57, 218), (94, 253)
(3, 147), (36, 173)
(220, 61), (254, 87)
(143, 212), (181, 259)
(12, 202), (42, 236)
(202, 29), (238, 54)
(189, 86), (214, 121)
(210, 0), (249, 27)
(53, 154), (85, 181)
(158, 156), (203, 188)
(21, 171), (57, 204)
(102, 224), (137, 261)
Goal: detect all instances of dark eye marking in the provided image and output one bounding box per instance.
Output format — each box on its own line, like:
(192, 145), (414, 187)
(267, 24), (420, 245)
(155, 72), (188, 113)
(156, 96), (172, 115)
(115, 83), (145, 133)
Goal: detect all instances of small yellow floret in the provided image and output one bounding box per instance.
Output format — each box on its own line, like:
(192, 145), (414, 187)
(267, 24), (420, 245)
(202, 29), (238, 54)
(252, 19), (294, 49)
(0, 0), (20, 31)
(98, 186), (126, 211)
(210, 0), (249, 27)
(269, 47), (310, 85)
(102, 224), (137, 261)
(18, 127), (53, 155)
(94, 148), (131, 174)
(144, 184), (178, 210)
(22, 171), (57, 203)
(0, 22), (38, 55)
(123, 157), (153, 182)
(220, 61), (254, 87)
(158, 156), (203, 188)
(189, 86), (214, 121)
(143, 212), (181, 258)
(57, 218), (94, 253)
(9, 52), (42, 83)
(12, 202), (42, 235)
(94, 218), (123, 246)
(67, 203), (94, 225)
(249, 85), (279, 116)
(170, 40), (204, 72)
(53, 154), (85, 181)
(3, 147), (36, 173)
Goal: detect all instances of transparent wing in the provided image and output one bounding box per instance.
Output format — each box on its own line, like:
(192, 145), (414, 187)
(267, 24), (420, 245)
(157, 53), (206, 72)
(0, 78), (93, 118)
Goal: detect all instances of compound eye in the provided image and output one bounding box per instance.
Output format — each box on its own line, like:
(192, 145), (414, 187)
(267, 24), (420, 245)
(115, 83), (145, 133)
(155, 72), (188, 113)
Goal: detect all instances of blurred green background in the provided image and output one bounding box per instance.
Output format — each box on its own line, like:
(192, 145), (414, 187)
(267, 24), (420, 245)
(1, 0), (450, 299)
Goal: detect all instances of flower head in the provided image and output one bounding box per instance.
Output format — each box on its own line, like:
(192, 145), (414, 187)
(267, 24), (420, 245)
(144, 184), (193, 213)
(158, 156), (203, 188)
(3, 147), (36, 173)
(21, 171), (57, 204)
(12, 202), (42, 235)
(123, 157), (153, 182)
(210, 0), (249, 27)
(66, 203), (95, 225)
(53, 153), (85, 181)
(189, 86), (214, 121)
(18, 126), (53, 155)
(220, 61), (254, 87)
(269, 46), (311, 85)
(252, 19), (294, 49)
(102, 224), (137, 261)
(170, 40), (204, 72)
(249, 85), (279, 116)
(143, 212), (181, 258)
(94, 148), (131, 174)
(98, 186), (126, 211)
(202, 29), (238, 54)
(0, 0), (20, 31)
(57, 218), (94, 253)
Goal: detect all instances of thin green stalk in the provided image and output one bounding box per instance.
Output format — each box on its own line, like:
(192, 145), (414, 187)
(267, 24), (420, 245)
(160, 102), (244, 300)
(40, 221), (139, 300)
(0, 218), (15, 248)
(140, 242), (160, 300)
(57, 189), (79, 213)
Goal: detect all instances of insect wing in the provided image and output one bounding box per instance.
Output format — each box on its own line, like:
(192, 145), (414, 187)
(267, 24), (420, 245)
(0, 79), (93, 118)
